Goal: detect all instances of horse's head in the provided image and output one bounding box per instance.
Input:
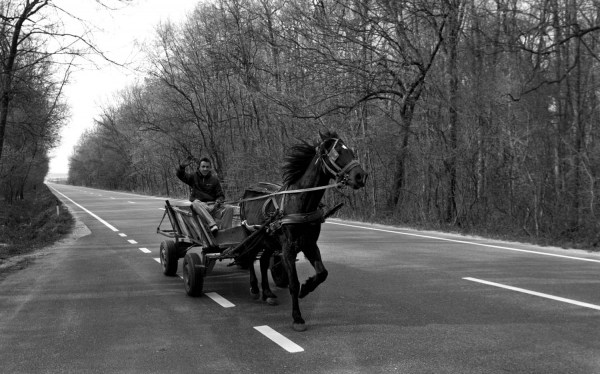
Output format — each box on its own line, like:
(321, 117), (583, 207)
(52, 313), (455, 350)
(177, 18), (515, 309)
(317, 132), (368, 190)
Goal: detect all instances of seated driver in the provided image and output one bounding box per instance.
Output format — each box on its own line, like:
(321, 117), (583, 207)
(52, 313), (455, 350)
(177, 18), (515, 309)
(176, 156), (234, 234)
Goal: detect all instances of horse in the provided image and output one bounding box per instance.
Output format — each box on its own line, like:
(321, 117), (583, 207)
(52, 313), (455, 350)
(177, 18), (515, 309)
(239, 131), (367, 331)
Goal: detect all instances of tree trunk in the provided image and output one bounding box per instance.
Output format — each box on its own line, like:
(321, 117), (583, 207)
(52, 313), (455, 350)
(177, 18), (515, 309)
(444, 0), (462, 224)
(392, 106), (414, 211)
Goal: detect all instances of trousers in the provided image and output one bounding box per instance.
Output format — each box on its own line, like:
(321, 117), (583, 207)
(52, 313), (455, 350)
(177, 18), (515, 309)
(191, 200), (235, 230)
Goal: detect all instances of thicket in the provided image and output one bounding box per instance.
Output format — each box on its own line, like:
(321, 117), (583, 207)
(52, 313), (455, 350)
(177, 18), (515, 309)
(0, 183), (73, 262)
(68, 0), (600, 250)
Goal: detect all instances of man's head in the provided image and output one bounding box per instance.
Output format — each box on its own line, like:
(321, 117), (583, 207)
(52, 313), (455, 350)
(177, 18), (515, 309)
(198, 157), (212, 176)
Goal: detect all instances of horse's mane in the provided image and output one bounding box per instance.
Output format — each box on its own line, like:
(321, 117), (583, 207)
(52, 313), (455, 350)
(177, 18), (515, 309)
(282, 131), (338, 186)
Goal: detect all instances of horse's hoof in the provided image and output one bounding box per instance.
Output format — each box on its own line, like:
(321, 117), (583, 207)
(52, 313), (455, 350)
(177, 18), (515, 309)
(250, 289), (260, 300)
(292, 323), (307, 332)
(265, 297), (278, 306)
(299, 285), (308, 299)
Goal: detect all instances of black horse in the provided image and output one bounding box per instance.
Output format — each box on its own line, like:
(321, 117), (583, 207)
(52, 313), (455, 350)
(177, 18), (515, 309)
(239, 131), (367, 331)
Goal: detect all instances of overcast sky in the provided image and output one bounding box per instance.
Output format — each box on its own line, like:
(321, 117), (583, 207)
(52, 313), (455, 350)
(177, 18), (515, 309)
(48, 0), (199, 176)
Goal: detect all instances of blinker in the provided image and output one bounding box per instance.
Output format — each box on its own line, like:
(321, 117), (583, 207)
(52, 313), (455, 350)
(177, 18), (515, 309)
(328, 148), (339, 162)
(327, 138), (340, 163)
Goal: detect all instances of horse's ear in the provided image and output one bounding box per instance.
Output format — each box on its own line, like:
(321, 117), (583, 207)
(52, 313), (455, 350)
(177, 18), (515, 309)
(319, 131), (333, 141)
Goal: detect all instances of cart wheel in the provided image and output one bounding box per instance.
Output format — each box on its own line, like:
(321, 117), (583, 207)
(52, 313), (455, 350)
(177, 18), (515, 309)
(183, 253), (205, 297)
(160, 240), (178, 276)
(270, 254), (289, 288)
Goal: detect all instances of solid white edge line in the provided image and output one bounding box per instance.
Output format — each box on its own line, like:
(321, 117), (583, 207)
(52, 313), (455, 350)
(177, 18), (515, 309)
(139, 248), (151, 253)
(327, 222), (600, 264)
(463, 277), (600, 311)
(254, 326), (304, 353)
(47, 185), (119, 232)
(205, 292), (235, 308)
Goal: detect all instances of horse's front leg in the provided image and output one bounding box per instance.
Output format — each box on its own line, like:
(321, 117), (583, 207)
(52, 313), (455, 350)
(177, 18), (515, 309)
(260, 249), (278, 305)
(298, 244), (328, 299)
(282, 246), (305, 331)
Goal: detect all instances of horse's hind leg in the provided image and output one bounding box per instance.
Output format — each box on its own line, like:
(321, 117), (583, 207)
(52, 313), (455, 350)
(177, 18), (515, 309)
(259, 248), (278, 305)
(249, 261), (260, 300)
(299, 244), (328, 299)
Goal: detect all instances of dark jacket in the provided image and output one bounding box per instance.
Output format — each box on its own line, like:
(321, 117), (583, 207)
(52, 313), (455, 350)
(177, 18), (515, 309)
(176, 167), (225, 202)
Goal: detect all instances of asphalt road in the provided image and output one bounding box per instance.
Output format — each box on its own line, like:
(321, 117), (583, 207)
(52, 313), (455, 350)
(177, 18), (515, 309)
(1, 183), (599, 373)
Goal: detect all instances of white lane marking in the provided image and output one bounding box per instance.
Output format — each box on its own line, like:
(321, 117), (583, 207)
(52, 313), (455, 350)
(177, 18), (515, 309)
(128, 201), (135, 204)
(111, 197), (116, 199)
(205, 292), (235, 308)
(128, 239), (138, 244)
(328, 222), (600, 264)
(254, 326), (304, 353)
(47, 185), (119, 232)
(153, 257), (161, 263)
(139, 248), (151, 253)
(118, 233), (127, 237)
(463, 277), (600, 311)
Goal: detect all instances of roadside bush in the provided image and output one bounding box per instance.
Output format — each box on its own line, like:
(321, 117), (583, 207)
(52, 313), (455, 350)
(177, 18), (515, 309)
(0, 184), (73, 261)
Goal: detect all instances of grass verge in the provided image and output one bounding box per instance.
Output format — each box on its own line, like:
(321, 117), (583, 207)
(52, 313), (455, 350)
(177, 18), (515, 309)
(0, 184), (74, 268)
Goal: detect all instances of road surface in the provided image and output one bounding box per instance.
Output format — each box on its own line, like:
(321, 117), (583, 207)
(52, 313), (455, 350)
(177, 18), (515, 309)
(1, 183), (599, 373)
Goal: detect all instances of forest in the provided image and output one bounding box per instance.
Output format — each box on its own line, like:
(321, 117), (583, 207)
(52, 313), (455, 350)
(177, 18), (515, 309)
(4, 0), (600, 249)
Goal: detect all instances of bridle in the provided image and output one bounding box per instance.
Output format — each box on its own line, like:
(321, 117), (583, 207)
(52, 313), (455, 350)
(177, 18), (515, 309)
(317, 138), (361, 184)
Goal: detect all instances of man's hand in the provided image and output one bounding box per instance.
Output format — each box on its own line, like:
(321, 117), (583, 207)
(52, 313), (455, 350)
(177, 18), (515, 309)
(180, 155), (194, 168)
(215, 198), (224, 207)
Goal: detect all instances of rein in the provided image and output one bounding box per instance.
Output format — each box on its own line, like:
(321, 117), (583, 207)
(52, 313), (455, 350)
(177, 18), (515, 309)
(223, 182), (344, 206)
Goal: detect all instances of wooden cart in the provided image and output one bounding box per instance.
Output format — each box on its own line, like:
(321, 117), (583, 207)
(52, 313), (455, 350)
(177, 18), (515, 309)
(156, 200), (288, 296)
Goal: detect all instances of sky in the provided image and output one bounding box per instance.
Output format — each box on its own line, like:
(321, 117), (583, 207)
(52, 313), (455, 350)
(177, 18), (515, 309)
(47, 0), (200, 177)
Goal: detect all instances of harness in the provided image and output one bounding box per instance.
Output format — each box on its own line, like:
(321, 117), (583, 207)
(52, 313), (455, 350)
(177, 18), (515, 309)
(218, 138), (359, 262)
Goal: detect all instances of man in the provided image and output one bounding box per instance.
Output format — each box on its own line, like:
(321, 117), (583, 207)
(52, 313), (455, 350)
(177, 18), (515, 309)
(176, 156), (233, 235)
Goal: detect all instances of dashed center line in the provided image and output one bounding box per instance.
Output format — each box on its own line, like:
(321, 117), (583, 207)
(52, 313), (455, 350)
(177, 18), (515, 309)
(254, 326), (304, 353)
(139, 248), (151, 253)
(127, 239), (138, 244)
(153, 257), (161, 264)
(118, 233), (127, 237)
(205, 292), (235, 308)
(464, 277), (600, 311)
